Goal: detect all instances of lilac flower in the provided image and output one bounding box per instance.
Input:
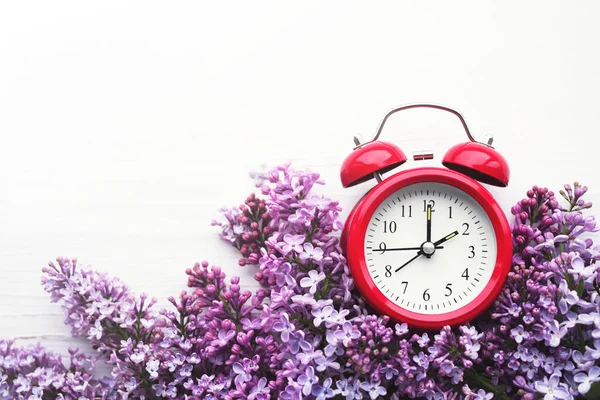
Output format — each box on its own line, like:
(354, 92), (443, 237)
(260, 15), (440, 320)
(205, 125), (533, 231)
(124, 377), (138, 391)
(511, 325), (530, 344)
(334, 321), (361, 346)
(534, 375), (571, 399)
(166, 383), (177, 397)
(288, 331), (312, 354)
(578, 312), (600, 339)
(27, 387), (43, 400)
(298, 349), (323, 365)
(273, 312), (295, 342)
(359, 380), (387, 399)
(412, 351), (430, 368)
(574, 366), (600, 394)
(324, 331), (341, 357)
(380, 365), (399, 380)
(300, 270), (326, 294)
(248, 377), (270, 400)
(350, 379), (365, 400)
(534, 232), (569, 251)
(146, 358), (160, 379)
(464, 342), (481, 360)
(417, 332), (429, 347)
(585, 339), (600, 360)
(241, 316), (263, 331)
(291, 293), (317, 307)
(298, 366), (319, 396)
(273, 262), (296, 287)
(545, 320), (568, 347)
(280, 234), (306, 255)
(507, 302), (522, 318)
(568, 255), (594, 279)
(523, 313), (535, 324)
(440, 360), (464, 384)
(211, 328), (236, 347)
(249, 168), (269, 187)
(179, 363), (193, 378)
(289, 207), (312, 226)
(312, 305), (333, 327)
(395, 323), (409, 336)
(300, 242), (324, 263)
(557, 279), (579, 314)
(473, 389), (494, 400)
(88, 319), (103, 340)
(315, 355), (340, 371)
(232, 361), (253, 386)
(334, 379), (352, 398)
(312, 377), (335, 399)
(530, 348), (545, 368)
(325, 308), (350, 328)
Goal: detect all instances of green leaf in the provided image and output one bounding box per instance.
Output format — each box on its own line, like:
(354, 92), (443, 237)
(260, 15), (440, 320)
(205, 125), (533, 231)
(585, 381), (600, 399)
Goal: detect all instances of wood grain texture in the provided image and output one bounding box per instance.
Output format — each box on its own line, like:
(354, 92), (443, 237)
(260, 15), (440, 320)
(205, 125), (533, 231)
(1, 1), (600, 367)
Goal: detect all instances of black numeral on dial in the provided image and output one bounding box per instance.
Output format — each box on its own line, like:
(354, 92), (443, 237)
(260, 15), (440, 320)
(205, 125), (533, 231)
(401, 205), (412, 218)
(383, 221), (397, 233)
(462, 268), (470, 280)
(468, 246), (475, 258)
(423, 288), (430, 301)
(462, 223), (470, 235)
(423, 200), (435, 212)
(445, 283), (453, 297)
(385, 265), (392, 277)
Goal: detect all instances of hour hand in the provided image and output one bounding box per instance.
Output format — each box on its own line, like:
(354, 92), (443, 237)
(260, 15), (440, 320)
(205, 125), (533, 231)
(433, 231), (459, 246)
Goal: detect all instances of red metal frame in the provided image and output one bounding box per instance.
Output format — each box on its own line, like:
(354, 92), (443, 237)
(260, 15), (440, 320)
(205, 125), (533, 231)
(344, 167), (512, 330)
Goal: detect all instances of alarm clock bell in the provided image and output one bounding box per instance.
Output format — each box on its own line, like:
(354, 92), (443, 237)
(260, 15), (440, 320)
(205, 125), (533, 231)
(340, 104), (510, 189)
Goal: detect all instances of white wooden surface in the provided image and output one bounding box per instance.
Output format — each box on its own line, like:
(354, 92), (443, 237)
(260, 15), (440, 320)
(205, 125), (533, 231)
(1, 1), (600, 360)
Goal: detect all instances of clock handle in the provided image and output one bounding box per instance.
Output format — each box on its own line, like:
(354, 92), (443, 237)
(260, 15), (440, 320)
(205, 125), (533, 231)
(367, 103), (492, 147)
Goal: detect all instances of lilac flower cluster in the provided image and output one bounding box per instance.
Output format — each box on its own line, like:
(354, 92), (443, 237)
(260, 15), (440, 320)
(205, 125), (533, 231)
(0, 339), (116, 399)
(1, 164), (599, 399)
(211, 171), (600, 399)
(480, 183), (600, 399)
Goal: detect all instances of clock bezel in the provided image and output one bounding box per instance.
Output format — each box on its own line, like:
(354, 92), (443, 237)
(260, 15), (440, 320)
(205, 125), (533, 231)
(345, 167), (512, 330)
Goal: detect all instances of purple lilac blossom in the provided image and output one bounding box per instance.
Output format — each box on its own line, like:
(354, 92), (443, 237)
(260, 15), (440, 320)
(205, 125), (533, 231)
(2, 166), (600, 399)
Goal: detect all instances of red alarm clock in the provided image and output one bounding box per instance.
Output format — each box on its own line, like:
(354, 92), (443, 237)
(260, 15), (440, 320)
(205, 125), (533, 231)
(340, 104), (512, 330)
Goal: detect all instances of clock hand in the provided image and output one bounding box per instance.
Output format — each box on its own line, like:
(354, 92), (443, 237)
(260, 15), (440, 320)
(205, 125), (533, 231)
(432, 230), (459, 246)
(425, 204), (432, 258)
(394, 251), (423, 273)
(372, 246), (444, 252)
(427, 204), (432, 242)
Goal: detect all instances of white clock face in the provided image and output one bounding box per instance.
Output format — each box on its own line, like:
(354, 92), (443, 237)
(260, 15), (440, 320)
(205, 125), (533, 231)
(364, 182), (497, 314)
